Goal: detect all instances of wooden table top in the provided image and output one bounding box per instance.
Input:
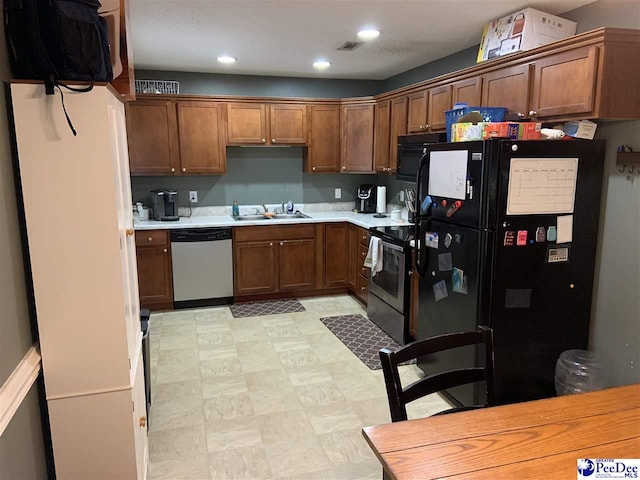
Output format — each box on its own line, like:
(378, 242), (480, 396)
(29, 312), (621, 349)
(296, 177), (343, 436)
(362, 384), (640, 480)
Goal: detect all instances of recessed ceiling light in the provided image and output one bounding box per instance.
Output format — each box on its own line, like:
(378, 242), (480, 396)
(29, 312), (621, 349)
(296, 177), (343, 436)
(217, 55), (237, 64)
(357, 29), (381, 40)
(313, 60), (331, 70)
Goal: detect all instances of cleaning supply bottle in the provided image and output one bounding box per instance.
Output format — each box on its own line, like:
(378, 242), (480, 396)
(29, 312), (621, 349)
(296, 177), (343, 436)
(232, 200), (239, 217)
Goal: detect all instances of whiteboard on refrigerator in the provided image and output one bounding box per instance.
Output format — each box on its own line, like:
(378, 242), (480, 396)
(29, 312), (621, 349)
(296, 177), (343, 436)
(506, 158), (579, 215)
(428, 150), (467, 200)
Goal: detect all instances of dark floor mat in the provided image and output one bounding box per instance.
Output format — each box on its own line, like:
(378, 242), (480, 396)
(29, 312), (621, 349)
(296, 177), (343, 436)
(230, 299), (306, 318)
(320, 314), (413, 370)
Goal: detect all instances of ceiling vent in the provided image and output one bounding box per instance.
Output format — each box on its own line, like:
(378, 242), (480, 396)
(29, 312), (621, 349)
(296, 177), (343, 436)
(336, 41), (364, 51)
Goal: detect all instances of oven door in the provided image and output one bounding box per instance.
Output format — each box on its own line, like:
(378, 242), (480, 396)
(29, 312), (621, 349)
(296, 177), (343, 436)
(369, 240), (406, 313)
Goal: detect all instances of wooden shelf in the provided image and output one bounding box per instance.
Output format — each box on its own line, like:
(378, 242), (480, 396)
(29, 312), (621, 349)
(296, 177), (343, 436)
(616, 151), (640, 166)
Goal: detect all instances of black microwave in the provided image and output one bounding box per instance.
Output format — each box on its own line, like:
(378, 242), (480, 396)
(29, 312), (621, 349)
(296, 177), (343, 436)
(396, 133), (446, 182)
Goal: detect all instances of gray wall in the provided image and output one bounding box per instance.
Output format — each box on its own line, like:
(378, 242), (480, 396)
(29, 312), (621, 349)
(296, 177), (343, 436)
(132, 147), (375, 208)
(136, 69), (380, 98)
(0, 18), (48, 480)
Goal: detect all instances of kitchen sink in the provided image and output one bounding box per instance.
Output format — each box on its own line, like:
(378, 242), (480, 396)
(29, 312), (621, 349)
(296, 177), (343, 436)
(233, 212), (311, 221)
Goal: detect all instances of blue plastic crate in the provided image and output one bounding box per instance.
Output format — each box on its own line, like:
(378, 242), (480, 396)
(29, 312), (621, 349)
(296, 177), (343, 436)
(445, 106), (507, 141)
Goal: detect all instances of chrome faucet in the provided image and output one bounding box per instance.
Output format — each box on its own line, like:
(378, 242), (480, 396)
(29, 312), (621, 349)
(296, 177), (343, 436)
(262, 204), (268, 213)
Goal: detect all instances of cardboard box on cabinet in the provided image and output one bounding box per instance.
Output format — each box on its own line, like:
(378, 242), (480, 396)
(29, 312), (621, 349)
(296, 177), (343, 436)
(477, 8), (577, 62)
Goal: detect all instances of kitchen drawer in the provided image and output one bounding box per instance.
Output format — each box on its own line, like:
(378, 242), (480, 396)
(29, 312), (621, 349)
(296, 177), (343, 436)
(359, 244), (369, 264)
(359, 265), (370, 278)
(358, 228), (370, 246)
(135, 230), (169, 248)
(357, 273), (369, 297)
(234, 224), (315, 242)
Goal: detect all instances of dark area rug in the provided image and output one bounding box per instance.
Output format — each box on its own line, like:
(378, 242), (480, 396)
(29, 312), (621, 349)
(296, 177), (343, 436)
(320, 314), (413, 370)
(230, 299), (306, 318)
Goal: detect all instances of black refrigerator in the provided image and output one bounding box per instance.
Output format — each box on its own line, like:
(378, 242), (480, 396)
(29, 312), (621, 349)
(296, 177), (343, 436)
(414, 139), (605, 407)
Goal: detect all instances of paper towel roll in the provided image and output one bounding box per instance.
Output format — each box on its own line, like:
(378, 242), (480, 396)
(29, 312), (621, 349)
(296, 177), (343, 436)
(376, 186), (386, 214)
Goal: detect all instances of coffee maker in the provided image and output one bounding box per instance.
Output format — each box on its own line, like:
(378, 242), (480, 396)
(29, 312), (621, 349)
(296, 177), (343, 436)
(356, 184), (377, 213)
(151, 189), (179, 221)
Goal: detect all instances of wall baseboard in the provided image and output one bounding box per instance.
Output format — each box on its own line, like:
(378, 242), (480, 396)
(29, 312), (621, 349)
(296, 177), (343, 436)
(0, 343), (41, 436)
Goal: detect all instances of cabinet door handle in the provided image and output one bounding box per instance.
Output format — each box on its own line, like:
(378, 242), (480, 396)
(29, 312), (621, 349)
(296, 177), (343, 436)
(280, 241), (284, 246)
(182, 167), (186, 172)
(147, 237), (153, 242)
(262, 138), (266, 143)
(361, 286), (366, 291)
(125, 228), (134, 236)
(270, 242), (273, 246)
(312, 166), (316, 171)
(163, 248), (167, 253)
(272, 139), (276, 143)
(425, 124), (430, 130)
(516, 112), (525, 118)
(529, 110), (537, 117)
(171, 168), (175, 172)
(342, 166), (346, 170)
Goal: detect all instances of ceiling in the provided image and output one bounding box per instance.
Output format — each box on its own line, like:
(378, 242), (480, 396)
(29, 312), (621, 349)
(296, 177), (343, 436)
(129, 0), (597, 80)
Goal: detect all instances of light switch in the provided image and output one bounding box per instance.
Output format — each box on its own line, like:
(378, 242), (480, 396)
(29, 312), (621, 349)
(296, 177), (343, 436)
(335, 188), (341, 199)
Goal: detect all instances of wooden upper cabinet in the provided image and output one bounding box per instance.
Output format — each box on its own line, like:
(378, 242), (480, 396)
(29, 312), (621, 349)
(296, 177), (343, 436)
(305, 105), (340, 173)
(452, 77), (483, 107)
(482, 64), (532, 117)
(269, 104), (307, 144)
(427, 85), (453, 131)
(227, 102), (307, 145)
(178, 102), (226, 174)
(530, 46), (598, 118)
(374, 100), (391, 173)
(226, 103), (267, 144)
(389, 96), (408, 173)
(341, 104), (374, 173)
(407, 90), (428, 133)
(126, 100), (179, 175)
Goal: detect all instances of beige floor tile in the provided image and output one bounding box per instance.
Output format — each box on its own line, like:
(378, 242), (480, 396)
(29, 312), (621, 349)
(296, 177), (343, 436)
(265, 324), (303, 339)
(294, 380), (347, 408)
(255, 410), (315, 444)
(157, 347), (199, 366)
(147, 454), (209, 480)
(196, 320), (231, 334)
(332, 459), (382, 480)
(278, 347), (322, 367)
(238, 352), (284, 373)
(195, 307), (233, 322)
(197, 330), (234, 347)
(206, 417), (263, 453)
(292, 318), (332, 335)
(148, 424), (207, 461)
(156, 360), (201, 384)
(149, 397), (205, 433)
(161, 322), (197, 337)
(264, 437), (334, 479)
(245, 369), (290, 393)
(198, 344), (237, 361)
(286, 364), (332, 386)
(231, 326), (269, 342)
(199, 357), (243, 378)
(153, 379), (203, 403)
(249, 388), (304, 416)
(260, 314), (295, 327)
(203, 392), (254, 421)
(317, 429), (377, 467)
(351, 398), (392, 427)
(305, 403), (364, 435)
(271, 337), (311, 352)
(162, 311), (197, 327)
(235, 339), (277, 356)
(208, 446), (272, 480)
(159, 333), (198, 351)
(201, 375), (248, 399)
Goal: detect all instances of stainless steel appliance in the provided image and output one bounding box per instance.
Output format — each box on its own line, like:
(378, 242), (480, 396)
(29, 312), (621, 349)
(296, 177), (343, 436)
(367, 226), (413, 344)
(415, 139), (605, 407)
(151, 189), (179, 221)
(357, 184), (377, 213)
(396, 133), (446, 182)
(170, 228), (234, 308)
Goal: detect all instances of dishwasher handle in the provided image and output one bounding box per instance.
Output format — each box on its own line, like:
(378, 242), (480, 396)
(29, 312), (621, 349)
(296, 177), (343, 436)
(170, 228), (232, 242)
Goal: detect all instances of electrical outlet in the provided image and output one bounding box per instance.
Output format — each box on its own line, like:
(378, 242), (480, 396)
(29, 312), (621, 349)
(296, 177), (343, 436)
(335, 188), (341, 199)
(399, 190), (405, 202)
(189, 191), (198, 203)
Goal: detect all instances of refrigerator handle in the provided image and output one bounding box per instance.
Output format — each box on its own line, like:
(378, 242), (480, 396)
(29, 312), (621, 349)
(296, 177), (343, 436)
(415, 219), (428, 277)
(415, 151), (428, 215)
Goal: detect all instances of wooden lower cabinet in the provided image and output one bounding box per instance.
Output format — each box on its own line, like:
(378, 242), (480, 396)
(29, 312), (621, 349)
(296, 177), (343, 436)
(324, 223), (349, 287)
(136, 230), (173, 310)
(233, 225), (317, 297)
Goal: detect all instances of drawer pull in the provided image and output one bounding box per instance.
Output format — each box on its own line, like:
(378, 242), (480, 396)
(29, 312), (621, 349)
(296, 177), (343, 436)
(361, 286), (366, 291)
(163, 248), (167, 253)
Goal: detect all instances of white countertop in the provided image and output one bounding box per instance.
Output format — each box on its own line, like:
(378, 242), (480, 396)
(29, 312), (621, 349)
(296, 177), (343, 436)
(134, 211), (413, 231)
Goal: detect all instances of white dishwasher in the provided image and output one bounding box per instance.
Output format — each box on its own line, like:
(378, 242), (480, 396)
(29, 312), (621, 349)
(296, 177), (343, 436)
(170, 228), (233, 308)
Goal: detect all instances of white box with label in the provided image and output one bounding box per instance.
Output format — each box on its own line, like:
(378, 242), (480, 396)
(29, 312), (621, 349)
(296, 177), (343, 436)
(477, 8), (577, 62)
